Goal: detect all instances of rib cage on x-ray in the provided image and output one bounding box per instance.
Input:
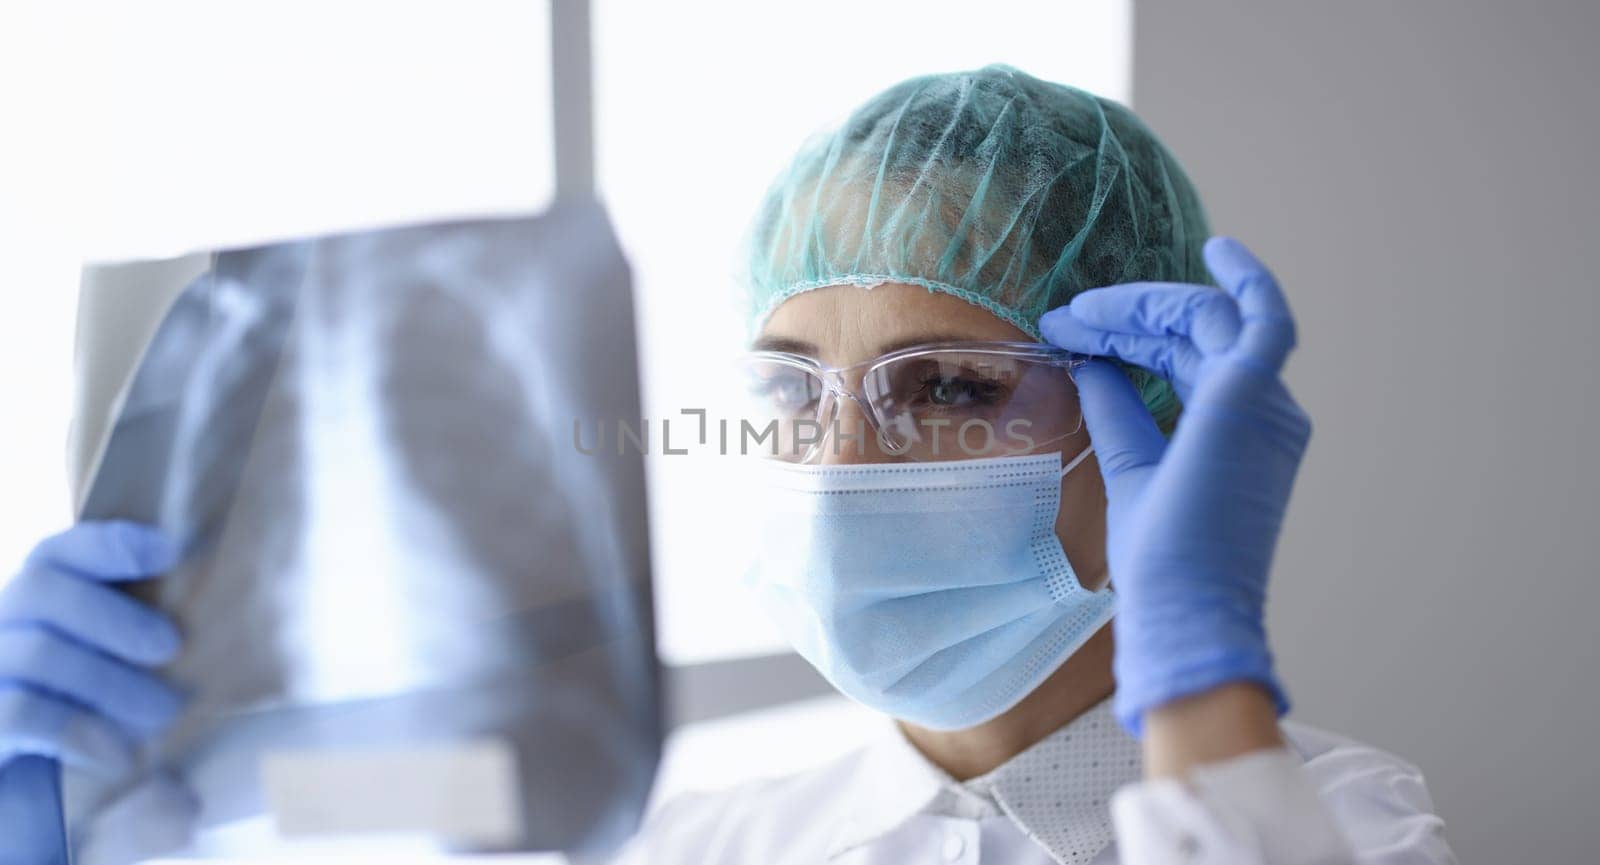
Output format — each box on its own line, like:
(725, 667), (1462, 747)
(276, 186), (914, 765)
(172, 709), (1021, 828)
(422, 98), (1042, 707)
(66, 202), (660, 857)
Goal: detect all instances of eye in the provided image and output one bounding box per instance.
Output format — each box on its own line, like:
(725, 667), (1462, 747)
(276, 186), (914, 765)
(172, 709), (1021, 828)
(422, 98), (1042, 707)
(917, 374), (1005, 408)
(750, 368), (820, 411)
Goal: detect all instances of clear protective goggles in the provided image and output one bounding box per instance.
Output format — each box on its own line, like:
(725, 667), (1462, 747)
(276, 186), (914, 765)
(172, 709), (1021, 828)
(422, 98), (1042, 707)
(736, 340), (1088, 464)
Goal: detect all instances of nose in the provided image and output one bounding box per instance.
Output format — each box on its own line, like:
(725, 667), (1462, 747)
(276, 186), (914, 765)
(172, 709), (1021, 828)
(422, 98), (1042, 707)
(816, 396), (883, 466)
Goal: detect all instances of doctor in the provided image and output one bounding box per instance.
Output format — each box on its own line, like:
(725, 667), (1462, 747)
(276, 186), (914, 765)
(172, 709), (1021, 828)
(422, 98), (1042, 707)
(611, 65), (1458, 864)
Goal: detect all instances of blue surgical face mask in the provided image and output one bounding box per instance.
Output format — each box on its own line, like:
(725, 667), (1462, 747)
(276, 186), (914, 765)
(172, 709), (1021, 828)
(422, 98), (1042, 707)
(746, 449), (1114, 730)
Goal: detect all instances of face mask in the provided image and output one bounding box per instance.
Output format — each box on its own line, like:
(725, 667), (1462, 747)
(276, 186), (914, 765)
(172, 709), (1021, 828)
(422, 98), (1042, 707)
(746, 449), (1114, 730)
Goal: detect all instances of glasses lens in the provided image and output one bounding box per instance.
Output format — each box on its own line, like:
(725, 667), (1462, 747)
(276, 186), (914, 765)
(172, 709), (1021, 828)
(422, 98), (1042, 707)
(866, 350), (1083, 461)
(738, 359), (829, 461)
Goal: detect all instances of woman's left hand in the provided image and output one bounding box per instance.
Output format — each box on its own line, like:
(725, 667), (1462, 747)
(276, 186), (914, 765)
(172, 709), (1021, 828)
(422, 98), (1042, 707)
(1038, 237), (1311, 736)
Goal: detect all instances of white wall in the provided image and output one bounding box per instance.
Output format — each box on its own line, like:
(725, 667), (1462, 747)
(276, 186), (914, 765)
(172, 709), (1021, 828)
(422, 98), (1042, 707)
(1131, 2), (1600, 861)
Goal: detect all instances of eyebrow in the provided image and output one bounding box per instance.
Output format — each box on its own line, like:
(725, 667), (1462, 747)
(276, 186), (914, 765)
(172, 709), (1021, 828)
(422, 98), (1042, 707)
(875, 333), (973, 355)
(749, 335), (818, 355)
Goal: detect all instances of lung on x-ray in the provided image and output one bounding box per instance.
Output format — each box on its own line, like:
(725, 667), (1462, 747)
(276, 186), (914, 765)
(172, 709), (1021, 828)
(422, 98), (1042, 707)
(65, 201), (660, 859)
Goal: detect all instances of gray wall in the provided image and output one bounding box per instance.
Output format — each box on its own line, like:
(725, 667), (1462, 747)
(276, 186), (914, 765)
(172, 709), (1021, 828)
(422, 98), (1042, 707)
(1132, 2), (1599, 861)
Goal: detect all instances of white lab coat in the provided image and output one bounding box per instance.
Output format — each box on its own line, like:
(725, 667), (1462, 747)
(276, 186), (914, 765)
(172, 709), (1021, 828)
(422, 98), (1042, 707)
(612, 698), (1455, 865)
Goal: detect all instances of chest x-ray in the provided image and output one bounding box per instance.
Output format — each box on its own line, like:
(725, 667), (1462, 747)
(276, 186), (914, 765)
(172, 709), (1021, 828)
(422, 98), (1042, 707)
(64, 202), (660, 860)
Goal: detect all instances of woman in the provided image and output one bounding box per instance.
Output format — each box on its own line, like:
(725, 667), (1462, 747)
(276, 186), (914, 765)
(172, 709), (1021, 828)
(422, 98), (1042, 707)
(611, 66), (1457, 864)
(0, 67), (1455, 864)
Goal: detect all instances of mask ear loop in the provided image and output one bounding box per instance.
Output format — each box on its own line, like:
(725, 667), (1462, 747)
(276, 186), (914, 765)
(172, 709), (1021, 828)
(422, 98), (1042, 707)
(1059, 445), (1095, 478)
(1057, 363), (1094, 477)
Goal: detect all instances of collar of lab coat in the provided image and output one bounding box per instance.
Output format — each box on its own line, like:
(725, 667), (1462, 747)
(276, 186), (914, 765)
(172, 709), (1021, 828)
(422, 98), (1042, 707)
(825, 698), (1140, 864)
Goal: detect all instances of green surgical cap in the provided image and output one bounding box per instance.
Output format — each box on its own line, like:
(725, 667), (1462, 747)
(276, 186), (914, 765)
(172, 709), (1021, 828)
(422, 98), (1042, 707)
(743, 64), (1210, 430)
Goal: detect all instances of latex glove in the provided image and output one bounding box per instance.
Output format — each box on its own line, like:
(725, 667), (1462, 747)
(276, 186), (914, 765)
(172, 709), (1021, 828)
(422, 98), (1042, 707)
(1038, 237), (1311, 736)
(0, 521), (192, 865)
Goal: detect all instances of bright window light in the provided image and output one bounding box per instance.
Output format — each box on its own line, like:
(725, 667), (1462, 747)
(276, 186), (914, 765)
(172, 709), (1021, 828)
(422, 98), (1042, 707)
(0, 0), (557, 574)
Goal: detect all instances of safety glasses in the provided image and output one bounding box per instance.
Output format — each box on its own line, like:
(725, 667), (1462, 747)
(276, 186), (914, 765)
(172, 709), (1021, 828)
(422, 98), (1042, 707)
(736, 340), (1088, 464)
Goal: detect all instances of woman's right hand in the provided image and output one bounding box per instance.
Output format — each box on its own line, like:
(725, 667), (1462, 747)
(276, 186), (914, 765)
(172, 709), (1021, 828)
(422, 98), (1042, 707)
(0, 521), (191, 862)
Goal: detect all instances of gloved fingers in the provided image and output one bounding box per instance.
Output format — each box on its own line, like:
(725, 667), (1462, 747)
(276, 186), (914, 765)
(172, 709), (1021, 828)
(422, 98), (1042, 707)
(1186, 365), (1315, 452)
(0, 569), (180, 666)
(1203, 237), (1297, 372)
(1071, 361), (1166, 501)
(25, 521), (180, 583)
(0, 686), (135, 776)
(76, 772), (200, 865)
(0, 628), (183, 735)
(1040, 311), (1205, 395)
(0, 754), (70, 862)
(1065, 282), (1242, 355)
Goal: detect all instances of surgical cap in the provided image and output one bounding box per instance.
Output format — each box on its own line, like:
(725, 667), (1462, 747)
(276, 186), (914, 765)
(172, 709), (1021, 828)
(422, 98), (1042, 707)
(743, 64), (1210, 430)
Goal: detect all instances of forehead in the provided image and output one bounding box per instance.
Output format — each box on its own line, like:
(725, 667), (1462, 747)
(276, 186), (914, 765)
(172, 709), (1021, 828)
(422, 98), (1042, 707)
(758, 283), (1033, 366)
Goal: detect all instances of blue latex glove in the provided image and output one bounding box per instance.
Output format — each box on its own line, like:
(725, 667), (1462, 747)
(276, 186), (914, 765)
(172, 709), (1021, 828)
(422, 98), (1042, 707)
(0, 521), (191, 865)
(1039, 237), (1312, 736)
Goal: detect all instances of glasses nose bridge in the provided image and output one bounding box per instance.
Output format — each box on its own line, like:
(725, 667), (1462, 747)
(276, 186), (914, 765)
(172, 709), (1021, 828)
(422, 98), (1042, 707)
(816, 366), (878, 427)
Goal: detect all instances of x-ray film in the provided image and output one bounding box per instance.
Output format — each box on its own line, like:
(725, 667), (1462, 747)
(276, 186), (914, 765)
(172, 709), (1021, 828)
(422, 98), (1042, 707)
(64, 202), (660, 859)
